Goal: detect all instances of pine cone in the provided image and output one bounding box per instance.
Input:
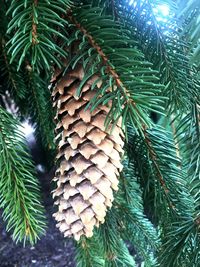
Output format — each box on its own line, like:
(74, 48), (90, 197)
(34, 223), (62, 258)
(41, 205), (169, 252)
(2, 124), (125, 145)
(52, 65), (124, 240)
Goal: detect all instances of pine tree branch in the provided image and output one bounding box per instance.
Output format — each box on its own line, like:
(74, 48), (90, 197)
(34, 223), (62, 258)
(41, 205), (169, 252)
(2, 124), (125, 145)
(115, 162), (160, 265)
(76, 235), (105, 267)
(176, 102), (200, 213)
(99, 209), (136, 267)
(159, 217), (200, 267)
(116, 0), (197, 113)
(0, 1), (27, 105)
(68, 14), (132, 104)
(0, 41), (27, 100)
(144, 127), (194, 218)
(126, 125), (199, 266)
(170, 116), (181, 160)
(178, 0), (200, 66)
(25, 65), (55, 152)
(0, 107), (46, 244)
(127, 125), (193, 218)
(143, 128), (170, 197)
(66, 5), (165, 135)
(6, 0), (72, 71)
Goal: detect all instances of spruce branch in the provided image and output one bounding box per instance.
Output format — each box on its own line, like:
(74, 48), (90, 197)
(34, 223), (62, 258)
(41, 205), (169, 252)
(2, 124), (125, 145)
(170, 117), (181, 160)
(0, 107), (46, 244)
(122, 121), (193, 221)
(116, 0), (197, 113)
(0, 0), (27, 104)
(0, 42), (27, 103)
(0, 0), (198, 265)
(178, 0), (200, 66)
(99, 210), (136, 267)
(66, 5), (165, 135)
(143, 126), (198, 267)
(126, 126), (199, 266)
(76, 235), (105, 267)
(176, 102), (200, 213)
(144, 126), (194, 219)
(25, 65), (55, 151)
(116, 161), (160, 266)
(143, 128), (169, 197)
(159, 219), (200, 267)
(6, 0), (72, 71)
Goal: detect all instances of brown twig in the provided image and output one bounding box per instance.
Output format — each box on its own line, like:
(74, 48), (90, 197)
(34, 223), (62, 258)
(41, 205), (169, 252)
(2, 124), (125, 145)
(32, 0), (38, 44)
(170, 116), (181, 161)
(143, 128), (170, 195)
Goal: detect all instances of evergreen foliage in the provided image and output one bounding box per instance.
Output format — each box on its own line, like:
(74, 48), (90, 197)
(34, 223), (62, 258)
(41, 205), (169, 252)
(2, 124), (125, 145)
(6, 0), (71, 71)
(0, 107), (46, 244)
(178, 0), (200, 66)
(25, 68), (56, 151)
(0, 0), (199, 266)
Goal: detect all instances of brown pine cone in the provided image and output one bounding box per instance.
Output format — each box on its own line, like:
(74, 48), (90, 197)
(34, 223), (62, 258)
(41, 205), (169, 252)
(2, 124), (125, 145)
(52, 64), (124, 240)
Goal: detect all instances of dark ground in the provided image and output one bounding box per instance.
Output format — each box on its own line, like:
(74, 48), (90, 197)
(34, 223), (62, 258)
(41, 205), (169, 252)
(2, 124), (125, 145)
(0, 167), (76, 267)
